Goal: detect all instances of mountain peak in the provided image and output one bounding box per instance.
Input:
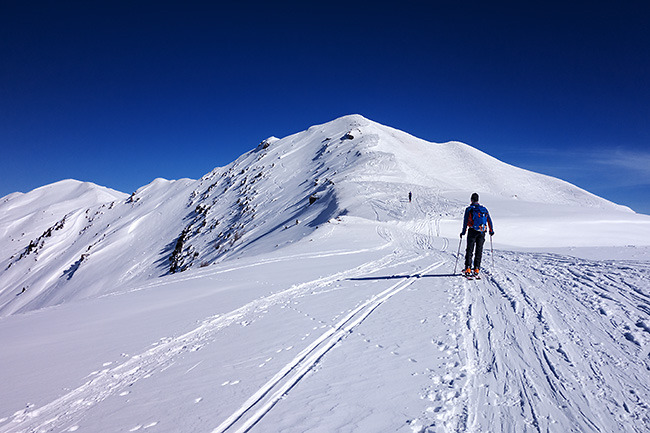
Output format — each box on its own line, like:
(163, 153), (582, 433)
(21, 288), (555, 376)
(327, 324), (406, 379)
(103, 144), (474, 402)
(324, 113), (371, 125)
(1, 117), (649, 317)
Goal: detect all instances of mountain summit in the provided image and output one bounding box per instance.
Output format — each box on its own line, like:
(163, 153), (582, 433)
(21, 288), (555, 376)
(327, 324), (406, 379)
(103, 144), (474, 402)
(1, 116), (650, 433)
(1, 115), (649, 316)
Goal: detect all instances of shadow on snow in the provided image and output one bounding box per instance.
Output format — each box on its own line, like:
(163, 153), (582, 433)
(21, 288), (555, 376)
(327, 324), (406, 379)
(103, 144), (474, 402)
(348, 273), (458, 281)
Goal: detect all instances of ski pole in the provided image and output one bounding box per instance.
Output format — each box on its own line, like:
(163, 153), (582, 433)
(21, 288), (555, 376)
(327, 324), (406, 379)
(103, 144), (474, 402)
(490, 234), (494, 269)
(454, 236), (462, 275)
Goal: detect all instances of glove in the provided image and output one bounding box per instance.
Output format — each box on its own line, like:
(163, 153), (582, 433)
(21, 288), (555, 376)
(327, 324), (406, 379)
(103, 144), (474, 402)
(489, 231), (494, 236)
(460, 231), (465, 238)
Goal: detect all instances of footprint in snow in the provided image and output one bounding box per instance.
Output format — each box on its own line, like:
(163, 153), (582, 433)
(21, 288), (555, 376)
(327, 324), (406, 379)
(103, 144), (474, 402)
(259, 357), (273, 367)
(432, 339), (445, 349)
(623, 332), (641, 346)
(129, 423), (157, 432)
(426, 406), (443, 413)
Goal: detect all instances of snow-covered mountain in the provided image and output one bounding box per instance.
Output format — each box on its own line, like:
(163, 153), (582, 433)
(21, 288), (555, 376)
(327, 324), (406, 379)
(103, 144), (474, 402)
(1, 115), (648, 318)
(1, 115), (650, 433)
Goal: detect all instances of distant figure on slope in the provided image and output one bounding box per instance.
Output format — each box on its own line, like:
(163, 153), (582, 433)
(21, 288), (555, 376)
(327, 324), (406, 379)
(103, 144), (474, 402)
(460, 193), (494, 278)
(408, 192), (412, 203)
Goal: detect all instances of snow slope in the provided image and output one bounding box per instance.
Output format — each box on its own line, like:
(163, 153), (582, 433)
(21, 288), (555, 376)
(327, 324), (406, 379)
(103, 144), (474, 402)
(0, 179), (127, 246)
(1, 221), (649, 433)
(1, 115), (650, 432)
(2, 115), (649, 317)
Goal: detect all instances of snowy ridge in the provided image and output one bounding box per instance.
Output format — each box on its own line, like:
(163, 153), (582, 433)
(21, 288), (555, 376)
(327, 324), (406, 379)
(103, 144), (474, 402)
(1, 114), (650, 317)
(0, 180), (127, 244)
(0, 115), (649, 432)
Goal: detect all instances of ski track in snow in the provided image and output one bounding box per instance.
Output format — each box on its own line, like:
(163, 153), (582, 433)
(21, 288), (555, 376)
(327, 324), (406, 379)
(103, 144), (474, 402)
(0, 250), (421, 433)
(448, 252), (650, 433)
(211, 260), (446, 433)
(100, 245), (391, 298)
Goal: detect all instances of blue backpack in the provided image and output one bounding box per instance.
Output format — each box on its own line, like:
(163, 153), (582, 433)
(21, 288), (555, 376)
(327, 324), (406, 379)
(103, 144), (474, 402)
(470, 204), (489, 232)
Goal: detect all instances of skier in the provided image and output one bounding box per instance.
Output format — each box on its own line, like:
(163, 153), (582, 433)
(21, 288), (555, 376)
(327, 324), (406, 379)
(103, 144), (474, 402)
(460, 193), (494, 278)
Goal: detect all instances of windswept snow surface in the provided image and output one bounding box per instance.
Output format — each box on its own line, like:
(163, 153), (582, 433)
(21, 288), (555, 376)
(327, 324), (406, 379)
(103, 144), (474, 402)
(1, 115), (650, 432)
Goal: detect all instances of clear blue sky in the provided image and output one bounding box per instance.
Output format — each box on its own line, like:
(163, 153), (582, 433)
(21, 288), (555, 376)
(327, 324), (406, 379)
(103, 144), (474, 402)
(2, 1), (649, 213)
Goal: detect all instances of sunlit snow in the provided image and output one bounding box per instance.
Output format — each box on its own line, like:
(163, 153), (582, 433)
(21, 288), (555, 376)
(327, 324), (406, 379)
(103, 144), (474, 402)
(1, 115), (649, 432)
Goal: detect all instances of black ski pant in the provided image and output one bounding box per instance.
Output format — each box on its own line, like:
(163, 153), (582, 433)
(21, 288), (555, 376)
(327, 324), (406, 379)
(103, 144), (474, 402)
(465, 229), (486, 270)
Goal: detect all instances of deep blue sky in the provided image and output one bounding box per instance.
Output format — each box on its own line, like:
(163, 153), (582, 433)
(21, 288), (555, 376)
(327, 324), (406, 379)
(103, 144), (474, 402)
(2, 1), (649, 213)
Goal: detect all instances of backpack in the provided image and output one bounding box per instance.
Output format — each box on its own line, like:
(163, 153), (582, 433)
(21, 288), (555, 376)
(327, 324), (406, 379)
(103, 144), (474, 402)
(469, 204), (489, 232)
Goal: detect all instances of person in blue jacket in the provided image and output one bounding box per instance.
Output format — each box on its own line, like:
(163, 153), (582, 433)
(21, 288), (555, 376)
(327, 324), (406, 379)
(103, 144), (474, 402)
(461, 193), (494, 277)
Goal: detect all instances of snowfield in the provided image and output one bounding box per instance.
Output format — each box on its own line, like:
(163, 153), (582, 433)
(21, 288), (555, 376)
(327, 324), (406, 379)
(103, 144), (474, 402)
(1, 115), (649, 432)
